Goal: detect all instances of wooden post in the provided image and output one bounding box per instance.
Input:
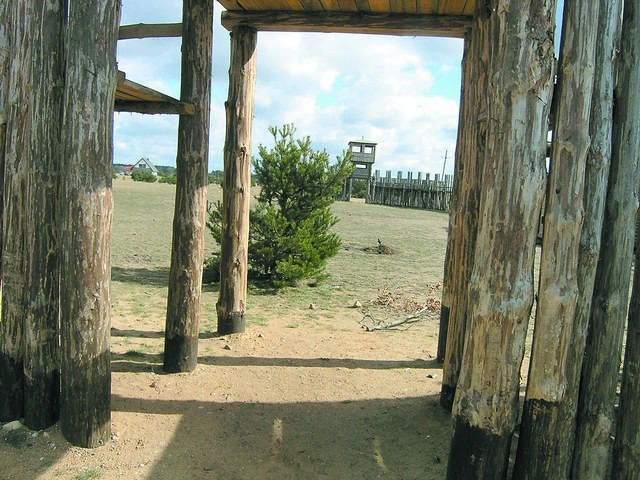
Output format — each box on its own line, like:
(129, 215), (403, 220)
(446, 0), (556, 477)
(216, 25), (257, 335)
(512, 0), (600, 476)
(613, 215), (640, 477)
(2, 0), (66, 430)
(439, 22), (484, 410)
(59, 0), (120, 448)
(574, 0), (640, 475)
(437, 33), (470, 364)
(0, 0), (21, 424)
(163, 0), (213, 373)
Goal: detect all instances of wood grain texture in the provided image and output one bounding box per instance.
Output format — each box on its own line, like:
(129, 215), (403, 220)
(59, 0), (120, 448)
(164, 0), (213, 373)
(216, 26), (257, 335)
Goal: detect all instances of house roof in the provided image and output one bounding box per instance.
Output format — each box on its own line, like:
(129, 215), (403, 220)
(132, 158), (159, 174)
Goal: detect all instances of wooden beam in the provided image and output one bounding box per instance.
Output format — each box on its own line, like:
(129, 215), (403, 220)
(118, 22), (182, 39)
(163, 0), (213, 373)
(114, 100), (195, 115)
(216, 25), (257, 335)
(221, 10), (471, 37)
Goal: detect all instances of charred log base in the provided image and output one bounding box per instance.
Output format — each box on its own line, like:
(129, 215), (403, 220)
(437, 304), (450, 362)
(440, 383), (455, 411)
(0, 356), (23, 421)
(218, 311), (246, 335)
(447, 417), (511, 479)
(513, 399), (571, 478)
(163, 334), (198, 373)
(23, 369), (60, 429)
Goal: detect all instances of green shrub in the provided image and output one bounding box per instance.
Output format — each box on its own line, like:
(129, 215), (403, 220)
(131, 169), (157, 183)
(158, 174), (177, 184)
(204, 124), (352, 287)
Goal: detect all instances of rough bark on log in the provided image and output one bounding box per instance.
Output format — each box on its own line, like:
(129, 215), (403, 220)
(446, 0), (556, 477)
(574, 0), (640, 476)
(59, 0), (120, 448)
(440, 11), (486, 411)
(573, 2), (640, 477)
(164, 0), (213, 373)
(513, 0), (600, 477)
(0, 0), (20, 424)
(216, 26), (257, 335)
(2, 0), (66, 431)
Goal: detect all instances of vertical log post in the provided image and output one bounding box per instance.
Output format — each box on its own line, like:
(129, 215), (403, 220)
(216, 26), (257, 335)
(59, 0), (120, 448)
(513, 0), (600, 476)
(439, 10), (487, 410)
(446, 0), (557, 477)
(613, 219), (640, 477)
(0, 0), (20, 424)
(573, 0), (640, 475)
(163, 0), (213, 373)
(436, 34), (470, 365)
(3, 0), (65, 431)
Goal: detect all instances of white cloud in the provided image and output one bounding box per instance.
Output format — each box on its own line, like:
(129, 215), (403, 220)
(115, 2), (464, 175)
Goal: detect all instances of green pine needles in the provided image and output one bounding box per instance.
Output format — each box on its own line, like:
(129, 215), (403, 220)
(205, 124), (353, 287)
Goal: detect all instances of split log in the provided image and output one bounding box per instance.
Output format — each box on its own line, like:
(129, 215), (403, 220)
(59, 0), (120, 448)
(574, 0), (640, 476)
(163, 0), (213, 373)
(216, 26), (257, 335)
(446, 0), (556, 477)
(439, 28), (484, 410)
(512, 0), (601, 477)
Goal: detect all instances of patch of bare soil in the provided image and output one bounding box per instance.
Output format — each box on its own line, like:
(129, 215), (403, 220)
(1, 304), (450, 480)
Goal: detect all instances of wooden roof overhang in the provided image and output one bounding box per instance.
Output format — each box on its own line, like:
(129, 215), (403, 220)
(115, 70), (195, 115)
(218, 0), (475, 37)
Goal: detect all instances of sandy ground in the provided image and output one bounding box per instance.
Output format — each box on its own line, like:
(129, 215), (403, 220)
(1, 307), (451, 480)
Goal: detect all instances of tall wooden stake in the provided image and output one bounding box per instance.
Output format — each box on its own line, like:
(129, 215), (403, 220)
(2, 0), (66, 431)
(513, 0), (600, 476)
(437, 35), (469, 365)
(216, 25), (257, 335)
(164, 0), (213, 373)
(446, 0), (556, 477)
(574, 0), (640, 475)
(0, 0), (20, 424)
(439, 27), (484, 408)
(59, 0), (119, 448)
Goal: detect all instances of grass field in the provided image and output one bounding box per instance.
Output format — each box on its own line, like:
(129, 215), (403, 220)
(110, 177), (449, 348)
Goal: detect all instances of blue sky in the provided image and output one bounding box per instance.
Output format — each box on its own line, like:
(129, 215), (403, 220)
(114, 1), (563, 175)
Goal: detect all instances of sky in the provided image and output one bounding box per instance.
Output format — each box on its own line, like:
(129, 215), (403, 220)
(114, 1), (564, 175)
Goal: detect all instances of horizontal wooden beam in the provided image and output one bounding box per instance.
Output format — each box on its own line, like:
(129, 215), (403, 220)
(118, 23), (182, 40)
(114, 100), (195, 115)
(221, 11), (471, 37)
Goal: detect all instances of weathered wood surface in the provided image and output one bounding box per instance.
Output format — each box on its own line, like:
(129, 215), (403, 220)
(3, 0), (66, 430)
(164, 0), (213, 373)
(219, 0), (477, 16)
(217, 26), (257, 335)
(114, 100), (195, 115)
(367, 174), (452, 212)
(59, 0), (120, 448)
(439, 25), (483, 411)
(613, 215), (640, 478)
(221, 11), (471, 37)
(446, 0), (556, 477)
(513, 0), (600, 477)
(573, 0), (640, 476)
(118, 23), (182, 40)
(0, 0), (22, 424)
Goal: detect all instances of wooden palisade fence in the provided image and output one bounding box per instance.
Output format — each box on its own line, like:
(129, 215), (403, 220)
(366, 170), (453, 212)
(1, 0), (639, 476)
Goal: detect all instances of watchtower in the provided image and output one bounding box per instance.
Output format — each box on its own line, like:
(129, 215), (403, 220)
(341, 140), (377, 201)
